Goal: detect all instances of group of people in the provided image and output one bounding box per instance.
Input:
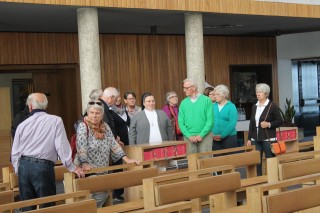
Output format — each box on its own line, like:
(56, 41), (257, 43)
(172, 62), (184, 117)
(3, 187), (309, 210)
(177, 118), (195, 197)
(11, 78), (283, 211)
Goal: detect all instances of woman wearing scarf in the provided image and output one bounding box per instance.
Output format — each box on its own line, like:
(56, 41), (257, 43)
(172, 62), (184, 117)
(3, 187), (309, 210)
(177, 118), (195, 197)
(74, 101), (139, 207)
(162, 91), (183, 140)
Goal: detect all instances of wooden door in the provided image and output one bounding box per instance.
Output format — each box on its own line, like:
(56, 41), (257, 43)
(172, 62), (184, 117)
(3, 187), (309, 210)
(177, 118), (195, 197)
(32, 69), (78, 139)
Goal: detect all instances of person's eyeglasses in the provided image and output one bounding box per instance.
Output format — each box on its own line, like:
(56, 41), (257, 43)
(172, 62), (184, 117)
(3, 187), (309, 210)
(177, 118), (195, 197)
(169, 95), (178, 99)
(126, 97), (136, 101)
(88, 101), (102, 106)
(183, 85), (194, 91)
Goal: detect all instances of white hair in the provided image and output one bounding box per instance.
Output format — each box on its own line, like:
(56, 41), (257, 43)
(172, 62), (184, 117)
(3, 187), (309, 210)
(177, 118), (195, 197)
(86, 102), (104, 114)
(89, 89), (103, 101)
(103, 87), (119, 98)
(214, 84), (230, 99)
(26, 93), (48, 110)
(183, 78), (198, 89)
(256, 83), (270, 97)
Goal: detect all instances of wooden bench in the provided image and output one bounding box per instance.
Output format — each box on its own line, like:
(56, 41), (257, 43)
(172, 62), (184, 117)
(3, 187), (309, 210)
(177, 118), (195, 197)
(299, 141), (314, 152)
(141, 165), (240, 212)
(64, 162), (158, 213)
(217, 173), (320, 213)
(0, 190), (93, 212)
(188, 146), (267, 201)
(267, 150), (320, 184)
(246, 173), (320, 213)
(27, 200), (97, 213)
(2, 164), (69, 196)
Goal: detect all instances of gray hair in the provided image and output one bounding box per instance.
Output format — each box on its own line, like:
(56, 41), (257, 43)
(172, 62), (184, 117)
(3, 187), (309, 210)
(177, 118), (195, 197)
(26, 93), (48, 110)
(256, 83), (270, 97)
(86, 102), (104, 114)
(183, 78), (198, 89)
(103, 87), (119, 98)
(89, 89), (103, 101)
(214, 84), (230, 99)
(165, 91), (177, 104)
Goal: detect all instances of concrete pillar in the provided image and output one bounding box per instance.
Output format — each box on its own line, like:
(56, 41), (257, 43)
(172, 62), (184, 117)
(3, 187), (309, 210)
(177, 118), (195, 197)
(184, 13), (205, 93)
(77, 8), (101, 112)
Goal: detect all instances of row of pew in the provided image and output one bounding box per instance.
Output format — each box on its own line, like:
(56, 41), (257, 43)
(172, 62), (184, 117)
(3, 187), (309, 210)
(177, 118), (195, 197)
(1, 136), (320, 212)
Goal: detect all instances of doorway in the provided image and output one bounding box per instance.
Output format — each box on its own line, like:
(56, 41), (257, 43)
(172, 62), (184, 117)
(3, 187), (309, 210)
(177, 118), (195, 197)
(0, 64), (81, 139)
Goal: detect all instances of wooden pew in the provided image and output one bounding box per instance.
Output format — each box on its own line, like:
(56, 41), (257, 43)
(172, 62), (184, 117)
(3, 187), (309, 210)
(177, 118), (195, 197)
(188, 146), (267, 201)
(0, 177), (14, 206)
(217, 173), (320, 213)
(267, 150), (320, 184)
(299, 141), (314, 152)
(141, 166), (240, 212)
(0, 190), (92, 212)
(246, 173), (320, 213)
(27, 200), (97, 213)
(2, 164), (68, 196)
(64, 162), (158, 213)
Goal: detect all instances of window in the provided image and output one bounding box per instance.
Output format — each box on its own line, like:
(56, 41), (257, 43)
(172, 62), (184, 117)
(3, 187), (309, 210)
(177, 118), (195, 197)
(292, 61), (320, 113)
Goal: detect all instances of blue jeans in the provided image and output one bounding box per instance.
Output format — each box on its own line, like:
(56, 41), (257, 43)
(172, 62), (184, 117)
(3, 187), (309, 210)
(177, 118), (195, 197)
(18, 156), (56, 211)
(253, 141), (275, 176)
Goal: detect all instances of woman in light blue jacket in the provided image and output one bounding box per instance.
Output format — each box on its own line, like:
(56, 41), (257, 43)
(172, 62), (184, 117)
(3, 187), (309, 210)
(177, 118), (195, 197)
(212, 85), (238, 151)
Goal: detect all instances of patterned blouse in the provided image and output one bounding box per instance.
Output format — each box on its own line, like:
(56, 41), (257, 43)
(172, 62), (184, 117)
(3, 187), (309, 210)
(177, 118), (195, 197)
(74, 122), (125, 168)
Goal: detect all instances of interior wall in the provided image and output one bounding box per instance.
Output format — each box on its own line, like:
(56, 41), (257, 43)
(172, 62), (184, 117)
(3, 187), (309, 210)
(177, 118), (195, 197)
(276, 31), (320, 110)
(0, 73), (32, 119)
(101, 35), (278, 108)
(0, 32), (277, 130)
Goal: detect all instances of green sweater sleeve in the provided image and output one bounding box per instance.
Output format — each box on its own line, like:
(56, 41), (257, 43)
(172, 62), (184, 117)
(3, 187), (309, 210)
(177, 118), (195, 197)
(199, 98), (214, 138)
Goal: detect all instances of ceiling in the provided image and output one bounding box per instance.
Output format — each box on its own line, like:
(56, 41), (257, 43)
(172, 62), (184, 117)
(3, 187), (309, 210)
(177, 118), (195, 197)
(1, 2), (320, 36)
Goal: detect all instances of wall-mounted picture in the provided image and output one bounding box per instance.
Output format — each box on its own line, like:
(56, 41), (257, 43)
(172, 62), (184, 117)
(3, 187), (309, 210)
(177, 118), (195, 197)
(232, 72), (257, 103)
(230, 64), (273, 104)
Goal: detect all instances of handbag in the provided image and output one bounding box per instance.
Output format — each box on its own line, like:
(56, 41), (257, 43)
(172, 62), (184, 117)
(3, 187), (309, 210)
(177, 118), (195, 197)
(168, 105), (182, 135)
(270, 140), (286, 155)
(264, 103), (286, 155)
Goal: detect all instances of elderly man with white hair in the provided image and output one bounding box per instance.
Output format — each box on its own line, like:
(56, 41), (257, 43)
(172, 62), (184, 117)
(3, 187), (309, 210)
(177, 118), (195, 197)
(11, 93), (84, 211)
(98, 87), (119, 140)
(178, 78), (214, 154)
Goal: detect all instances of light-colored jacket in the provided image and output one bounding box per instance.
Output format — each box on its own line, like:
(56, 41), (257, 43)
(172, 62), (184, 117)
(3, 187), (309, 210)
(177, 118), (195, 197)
(129, 110), (173, 144)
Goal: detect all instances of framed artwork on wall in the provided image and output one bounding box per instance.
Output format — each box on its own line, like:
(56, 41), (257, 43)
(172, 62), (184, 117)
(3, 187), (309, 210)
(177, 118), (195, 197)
(229, 64), (273, 119)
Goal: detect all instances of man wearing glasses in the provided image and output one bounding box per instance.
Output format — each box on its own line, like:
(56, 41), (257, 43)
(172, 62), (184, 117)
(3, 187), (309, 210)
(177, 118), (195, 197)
(178, 78), (214, 154)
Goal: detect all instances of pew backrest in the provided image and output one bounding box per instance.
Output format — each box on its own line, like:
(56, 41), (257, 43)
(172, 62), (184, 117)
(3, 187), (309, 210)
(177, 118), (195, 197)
(28, 199), (97, 213)
(265, 184), (320, 213)
(0, 190), (91, 212)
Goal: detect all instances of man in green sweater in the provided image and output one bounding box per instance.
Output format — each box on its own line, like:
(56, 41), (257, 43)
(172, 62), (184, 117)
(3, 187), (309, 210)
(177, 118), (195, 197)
(178, 78), (214, 154)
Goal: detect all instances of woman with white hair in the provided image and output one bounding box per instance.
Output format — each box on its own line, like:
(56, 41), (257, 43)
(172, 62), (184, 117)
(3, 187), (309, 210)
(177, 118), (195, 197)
(74, 101), (139, 207)
(162, 91), (182, 140)
(212, 85), (238, 151)
(246, 83), (283, 176)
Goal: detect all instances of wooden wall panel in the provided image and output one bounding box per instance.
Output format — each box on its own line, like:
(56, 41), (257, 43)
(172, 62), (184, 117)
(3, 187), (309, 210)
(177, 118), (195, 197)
(0, 87), (12, 131)
(101, 34), (277, 108)
(3, 0), (320, 18)
(0, 32), (277, 112)
(0, 33), (78, 65)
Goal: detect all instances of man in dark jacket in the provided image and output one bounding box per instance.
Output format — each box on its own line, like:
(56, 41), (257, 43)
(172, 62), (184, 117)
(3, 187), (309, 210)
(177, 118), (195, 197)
(11, 106), (30, 139)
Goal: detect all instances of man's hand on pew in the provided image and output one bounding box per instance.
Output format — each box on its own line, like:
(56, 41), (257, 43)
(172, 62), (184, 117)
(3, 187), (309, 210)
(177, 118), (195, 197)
(73, 166), (85, 178)
(122, 156), (141, 165)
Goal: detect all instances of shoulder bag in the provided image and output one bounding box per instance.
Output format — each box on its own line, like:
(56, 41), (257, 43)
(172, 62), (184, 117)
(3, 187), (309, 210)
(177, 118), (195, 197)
(264, 103), (286, 155)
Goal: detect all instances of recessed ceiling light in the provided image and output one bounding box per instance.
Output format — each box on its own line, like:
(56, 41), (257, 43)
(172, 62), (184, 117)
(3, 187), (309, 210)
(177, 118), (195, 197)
(204, 24), (244, 29)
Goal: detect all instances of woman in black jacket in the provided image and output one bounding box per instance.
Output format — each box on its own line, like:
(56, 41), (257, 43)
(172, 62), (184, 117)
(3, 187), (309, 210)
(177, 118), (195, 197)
(246, 83), (283, 176)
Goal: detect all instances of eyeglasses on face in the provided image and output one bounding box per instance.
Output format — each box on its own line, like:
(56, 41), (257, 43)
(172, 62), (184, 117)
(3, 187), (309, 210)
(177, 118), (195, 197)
(88, 101), (102, 106)
(183, 85), (194, 91)
(126, 97), (136, 101)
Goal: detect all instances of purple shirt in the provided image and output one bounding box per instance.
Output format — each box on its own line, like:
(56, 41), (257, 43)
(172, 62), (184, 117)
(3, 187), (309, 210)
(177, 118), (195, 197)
(11, 111), (76, 174)
(162, 105), (179, 119)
